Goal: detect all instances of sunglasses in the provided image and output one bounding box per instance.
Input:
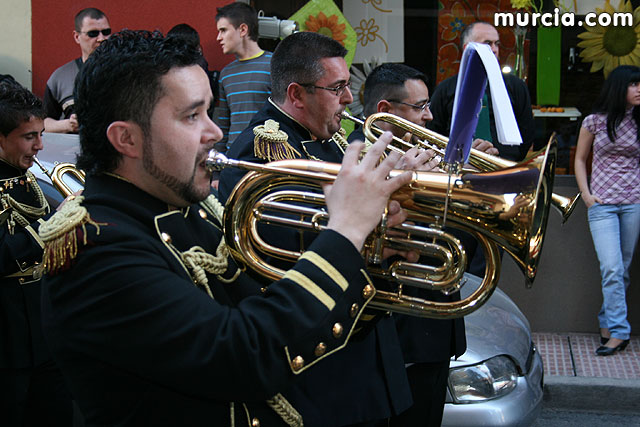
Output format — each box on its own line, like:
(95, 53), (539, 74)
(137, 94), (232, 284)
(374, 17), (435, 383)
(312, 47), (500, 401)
(81, 28), (112, 38)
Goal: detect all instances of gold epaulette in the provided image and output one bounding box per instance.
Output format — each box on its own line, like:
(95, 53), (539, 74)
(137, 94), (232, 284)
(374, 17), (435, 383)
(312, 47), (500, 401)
(253, 119), (301, 161)
(38, 196), (107, 275)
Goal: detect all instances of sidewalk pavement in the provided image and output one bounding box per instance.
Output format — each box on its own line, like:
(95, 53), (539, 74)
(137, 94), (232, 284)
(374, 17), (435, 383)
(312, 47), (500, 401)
(532, 332), (639, 413)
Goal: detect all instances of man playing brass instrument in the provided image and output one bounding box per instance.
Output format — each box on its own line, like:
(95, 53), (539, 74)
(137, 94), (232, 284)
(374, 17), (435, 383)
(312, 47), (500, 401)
(219, 31), (437, 426)
(38, 30), (413, 426)
(348, 63), (498, 162)
(349, 62), (505, 426)
(0, 78), (73, 425)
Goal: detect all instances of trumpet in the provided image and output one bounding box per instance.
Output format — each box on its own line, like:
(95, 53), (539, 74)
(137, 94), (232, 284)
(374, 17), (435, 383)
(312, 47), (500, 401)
(341, 111), (580, 223)
(33, 157), (85, 198)
(207, 137), (556, 319)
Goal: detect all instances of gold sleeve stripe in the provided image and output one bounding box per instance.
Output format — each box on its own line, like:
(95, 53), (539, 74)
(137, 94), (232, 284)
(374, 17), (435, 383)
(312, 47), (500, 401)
(283, 270), (334, 310)
(300, 251), (348, 291)
(25, 224), (44, 248)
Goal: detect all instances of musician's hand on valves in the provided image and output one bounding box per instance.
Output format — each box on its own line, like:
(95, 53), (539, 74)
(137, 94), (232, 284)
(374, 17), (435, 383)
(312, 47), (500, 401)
(472, 138), (499, 156)
(396, 147), (440, 172)
(323, 131), (412, 251)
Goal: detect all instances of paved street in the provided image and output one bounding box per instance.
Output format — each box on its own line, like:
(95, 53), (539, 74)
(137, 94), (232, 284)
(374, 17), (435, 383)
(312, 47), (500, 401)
(534, 408), (640, 426)
(531, 332), (639, 426)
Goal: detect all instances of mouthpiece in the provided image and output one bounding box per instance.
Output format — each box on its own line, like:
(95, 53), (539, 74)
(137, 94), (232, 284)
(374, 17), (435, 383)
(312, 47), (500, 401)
(205, 150), (230, 172)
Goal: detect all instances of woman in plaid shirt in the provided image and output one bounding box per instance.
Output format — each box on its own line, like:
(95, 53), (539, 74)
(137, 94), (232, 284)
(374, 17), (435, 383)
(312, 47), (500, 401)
(575, 65), (640, 356)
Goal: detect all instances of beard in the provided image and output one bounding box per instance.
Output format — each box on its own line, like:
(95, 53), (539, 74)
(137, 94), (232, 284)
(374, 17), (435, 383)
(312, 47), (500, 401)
(142, 137), (210, 204)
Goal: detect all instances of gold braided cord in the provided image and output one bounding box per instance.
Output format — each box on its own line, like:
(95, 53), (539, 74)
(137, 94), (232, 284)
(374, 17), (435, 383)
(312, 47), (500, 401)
(330, 128), (372, 156)
(180, 238), (241, 296)
(330, 128), (350, 154)
(196, 195), (242, 285)
(38, 196), (106, 274)
(200, 194), (225, 224)
(1, 171), (49, 233)
(267, 393), (304, 427)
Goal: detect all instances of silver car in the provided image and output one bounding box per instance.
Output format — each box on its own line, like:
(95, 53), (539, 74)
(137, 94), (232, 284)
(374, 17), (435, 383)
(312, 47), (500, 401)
(33, 133), (544, 427)
(443, 274), (544, 426)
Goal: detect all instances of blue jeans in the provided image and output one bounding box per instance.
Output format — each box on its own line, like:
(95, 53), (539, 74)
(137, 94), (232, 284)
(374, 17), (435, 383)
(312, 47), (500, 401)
(588, 203), (640, 340)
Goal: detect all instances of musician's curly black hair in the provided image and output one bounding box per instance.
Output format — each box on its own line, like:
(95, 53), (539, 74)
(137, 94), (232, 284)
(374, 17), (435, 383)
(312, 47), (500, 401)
(0, 78), (45, 136)
(592, 65), (640, 143)
(74, 29), (202, 175)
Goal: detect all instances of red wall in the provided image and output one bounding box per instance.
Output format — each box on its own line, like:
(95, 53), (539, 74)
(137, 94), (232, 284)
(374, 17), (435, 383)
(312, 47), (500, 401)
(31, 0), (235, 97)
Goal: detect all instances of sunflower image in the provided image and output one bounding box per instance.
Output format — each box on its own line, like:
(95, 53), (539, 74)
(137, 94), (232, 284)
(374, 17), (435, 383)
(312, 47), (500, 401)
(305, 12), (347, 46)
(347, 57), (382, 118)
(577, 0), (640, 78)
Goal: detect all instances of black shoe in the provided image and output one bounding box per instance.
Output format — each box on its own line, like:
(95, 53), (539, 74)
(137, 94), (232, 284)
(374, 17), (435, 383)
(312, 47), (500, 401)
(595, 339), (630, 356)
(600, 336), (608, 345)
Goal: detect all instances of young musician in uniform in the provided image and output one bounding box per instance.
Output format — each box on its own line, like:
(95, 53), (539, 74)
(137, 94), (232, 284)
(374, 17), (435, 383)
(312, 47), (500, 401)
(0, 78), (72, 426)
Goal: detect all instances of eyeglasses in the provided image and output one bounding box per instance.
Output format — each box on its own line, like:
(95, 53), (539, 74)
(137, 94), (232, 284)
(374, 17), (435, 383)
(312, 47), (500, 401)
(300, 81), (352, 97)
(387, 99), (431, 111)
(81, 28), (112, 38)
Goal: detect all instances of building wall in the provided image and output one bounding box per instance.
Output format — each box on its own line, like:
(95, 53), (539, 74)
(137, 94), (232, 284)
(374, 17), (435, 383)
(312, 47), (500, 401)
(498, 175), (640, 334)
(27, 0), (234, 97)
(0, 0), (33, 89)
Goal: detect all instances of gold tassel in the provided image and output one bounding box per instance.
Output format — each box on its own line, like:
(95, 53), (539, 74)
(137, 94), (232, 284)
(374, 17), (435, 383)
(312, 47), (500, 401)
(38, 196), (107, 275)
(253, 119), (300, 161)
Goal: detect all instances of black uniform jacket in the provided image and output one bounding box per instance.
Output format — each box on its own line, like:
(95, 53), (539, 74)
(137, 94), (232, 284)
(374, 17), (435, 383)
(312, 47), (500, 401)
(428, 73), (536, 162)
(219, 100), (412, 426)
(0, 159), (51, 368)
(41, 173), (378, 426)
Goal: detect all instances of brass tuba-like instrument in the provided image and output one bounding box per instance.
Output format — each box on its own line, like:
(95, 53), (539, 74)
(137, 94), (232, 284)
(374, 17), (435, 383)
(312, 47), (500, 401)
(208, 138), (556, 319)
(341, 111), (579, 224)
(33, 157), (85, 198)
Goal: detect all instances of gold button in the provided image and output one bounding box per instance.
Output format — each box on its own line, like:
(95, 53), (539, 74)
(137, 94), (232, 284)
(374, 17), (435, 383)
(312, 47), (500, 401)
(260, 287), (267, 293)
(161, 232), (172, 244)
(291, 356), (304, 371)
(332, 323), (343, 338)
(198, 209), (207, 220)
(349, 303), (359, 318)
(18, 278), (25, 284)
(362, 284), (374, 299)
(251, 418), (260, 427)
(314, 342), (327, 357)
(20, 261), (27, 269)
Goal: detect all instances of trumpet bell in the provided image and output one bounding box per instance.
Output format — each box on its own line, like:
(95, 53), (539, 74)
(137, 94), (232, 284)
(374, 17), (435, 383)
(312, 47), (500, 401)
(33, 157), (85, 198)
(398, 137), (556, 284)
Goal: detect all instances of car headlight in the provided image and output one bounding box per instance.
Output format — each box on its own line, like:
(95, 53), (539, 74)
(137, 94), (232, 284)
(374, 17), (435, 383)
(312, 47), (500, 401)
(448, 355), (518, 403)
